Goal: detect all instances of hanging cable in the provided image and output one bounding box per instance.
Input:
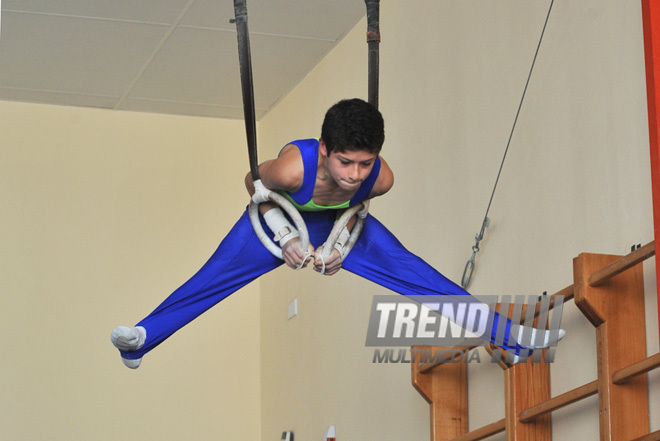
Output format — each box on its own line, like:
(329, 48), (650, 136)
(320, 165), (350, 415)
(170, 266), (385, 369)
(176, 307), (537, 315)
(461, 0), (555, 289)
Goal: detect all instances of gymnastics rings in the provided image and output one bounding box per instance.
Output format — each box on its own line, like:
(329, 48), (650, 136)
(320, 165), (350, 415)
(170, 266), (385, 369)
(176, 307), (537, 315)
(250, 195), (367, 264)
(248, 192), (310, 261)
(320, 201), (368, 261)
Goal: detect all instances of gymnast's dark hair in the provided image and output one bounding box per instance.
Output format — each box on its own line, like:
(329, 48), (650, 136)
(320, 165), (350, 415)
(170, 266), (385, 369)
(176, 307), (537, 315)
(321, 98), (385, 155)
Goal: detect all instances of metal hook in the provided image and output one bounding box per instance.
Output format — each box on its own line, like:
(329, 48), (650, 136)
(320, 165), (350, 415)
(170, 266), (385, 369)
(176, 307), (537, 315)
(461, 216), (490, 289)
(461, 253), (476, 289)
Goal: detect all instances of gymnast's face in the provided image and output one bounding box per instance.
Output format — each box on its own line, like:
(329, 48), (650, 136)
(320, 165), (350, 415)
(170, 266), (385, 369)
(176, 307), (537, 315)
(320, 141), (378, 191)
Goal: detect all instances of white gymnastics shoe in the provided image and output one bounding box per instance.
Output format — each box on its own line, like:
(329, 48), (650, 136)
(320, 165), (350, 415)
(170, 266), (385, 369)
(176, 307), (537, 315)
(511, 325), (565, 349)
(110, 326), (146, 369)
(508, 326), (566, 364)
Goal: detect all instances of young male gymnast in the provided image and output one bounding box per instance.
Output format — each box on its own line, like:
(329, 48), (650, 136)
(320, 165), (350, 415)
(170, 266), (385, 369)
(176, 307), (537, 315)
(111, 98), (563, 369)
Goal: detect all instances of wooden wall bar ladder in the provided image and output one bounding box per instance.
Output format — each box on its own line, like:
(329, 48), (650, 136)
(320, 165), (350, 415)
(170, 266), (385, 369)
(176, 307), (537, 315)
(411, 245), (657, 441)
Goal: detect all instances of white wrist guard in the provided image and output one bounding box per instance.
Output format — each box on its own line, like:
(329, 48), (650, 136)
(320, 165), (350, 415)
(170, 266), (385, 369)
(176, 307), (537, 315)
(357, 200), (370, 219)
(252, 179), (272, 204)
(263, 207), (299, 246)
(334, 226), (350, 254)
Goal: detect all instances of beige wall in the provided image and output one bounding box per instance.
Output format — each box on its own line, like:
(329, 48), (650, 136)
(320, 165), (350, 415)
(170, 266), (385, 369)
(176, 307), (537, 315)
(0, 102), (261, 440)
(259, 1), (658, 440)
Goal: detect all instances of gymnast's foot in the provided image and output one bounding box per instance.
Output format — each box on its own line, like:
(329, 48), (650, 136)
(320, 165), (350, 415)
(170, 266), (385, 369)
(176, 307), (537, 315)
(110, 326), (146, 369)
(507, 326), (565, 364)
(511, 324), (566, 349)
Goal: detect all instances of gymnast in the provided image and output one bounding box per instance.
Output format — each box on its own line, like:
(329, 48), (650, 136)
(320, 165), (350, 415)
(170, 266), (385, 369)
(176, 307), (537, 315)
(111, 98), (563, 369)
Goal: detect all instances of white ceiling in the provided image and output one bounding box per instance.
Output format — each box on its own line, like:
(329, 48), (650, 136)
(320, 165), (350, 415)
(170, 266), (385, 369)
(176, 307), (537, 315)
(0, 0), (366, 119)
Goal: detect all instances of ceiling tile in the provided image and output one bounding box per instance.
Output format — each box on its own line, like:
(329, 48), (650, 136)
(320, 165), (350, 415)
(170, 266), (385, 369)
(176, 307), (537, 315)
(0, 87), (119, 110)
(3, 0), (192, 24)
(180, 0), (365, 40)
(127, 27), (241, 106)
(128, 26), (334, 111)
(119, 97), (260, 120)
(0, 1), (365, 118)
(0, 12), (169, 96)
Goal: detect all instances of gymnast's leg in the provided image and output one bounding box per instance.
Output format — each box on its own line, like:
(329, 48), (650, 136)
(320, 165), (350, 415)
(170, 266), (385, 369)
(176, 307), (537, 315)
(111, 210), (283, 368)
(342, 215), (563, 354)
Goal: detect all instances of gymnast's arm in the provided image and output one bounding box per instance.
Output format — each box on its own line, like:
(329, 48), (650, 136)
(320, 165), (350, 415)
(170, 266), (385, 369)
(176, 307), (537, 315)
(244, 144), (303, 209)
(244, 145), (314, 268)
(369, 156), (394, 198)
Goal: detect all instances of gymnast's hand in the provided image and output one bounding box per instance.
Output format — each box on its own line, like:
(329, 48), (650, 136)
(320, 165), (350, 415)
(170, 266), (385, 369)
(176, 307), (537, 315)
(281, 237), (315, 270)
(313, 246), (342, 275)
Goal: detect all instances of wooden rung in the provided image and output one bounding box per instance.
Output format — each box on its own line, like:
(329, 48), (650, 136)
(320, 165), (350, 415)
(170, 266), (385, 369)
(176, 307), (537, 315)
(449, 419), (505, 441)
(629, 429), (660, 441)
(518, 380), (598, 423)
(612, 353), (660, 384)
(534, 284), (575, 316)
(588, 241), (655, 287)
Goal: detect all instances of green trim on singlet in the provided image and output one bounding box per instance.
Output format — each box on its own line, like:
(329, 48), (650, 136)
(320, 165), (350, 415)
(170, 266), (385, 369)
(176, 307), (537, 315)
(279, 191), (350, 212)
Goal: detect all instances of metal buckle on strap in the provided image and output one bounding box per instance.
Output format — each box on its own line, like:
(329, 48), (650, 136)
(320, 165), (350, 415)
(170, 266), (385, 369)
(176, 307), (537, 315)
(273, 226), (292, 242)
